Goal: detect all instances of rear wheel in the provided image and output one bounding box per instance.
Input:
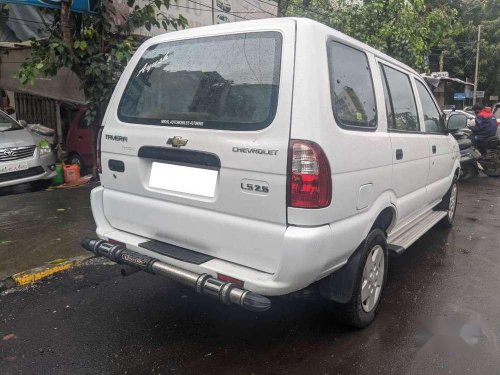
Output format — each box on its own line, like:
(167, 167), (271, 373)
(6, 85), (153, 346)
(330, 229), (388, 328)
(479, 148), (500, 177)
(480, 162), (500, 177)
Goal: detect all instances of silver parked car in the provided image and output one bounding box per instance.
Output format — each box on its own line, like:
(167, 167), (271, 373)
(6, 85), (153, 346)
(0, 110), (57, 189)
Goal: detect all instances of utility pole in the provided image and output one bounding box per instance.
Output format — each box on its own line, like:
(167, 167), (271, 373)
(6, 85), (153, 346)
(439, 50), (444, 72)
(60, 0), (73, 49)
(473, 24), (481, 105)
(211, 0), (214, 25)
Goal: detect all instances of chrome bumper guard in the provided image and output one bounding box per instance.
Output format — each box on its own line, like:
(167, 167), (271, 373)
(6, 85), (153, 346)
(81, 238), (271, 312)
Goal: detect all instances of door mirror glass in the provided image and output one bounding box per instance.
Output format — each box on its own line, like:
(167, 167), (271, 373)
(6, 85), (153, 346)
(447, 114), (468, 130)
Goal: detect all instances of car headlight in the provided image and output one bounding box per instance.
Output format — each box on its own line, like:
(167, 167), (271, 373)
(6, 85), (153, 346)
(38, 140), (52, 156)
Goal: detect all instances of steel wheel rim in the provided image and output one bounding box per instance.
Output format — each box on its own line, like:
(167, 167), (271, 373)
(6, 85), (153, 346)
(361, 245), (385, 313)
(448, 183), (458, 220)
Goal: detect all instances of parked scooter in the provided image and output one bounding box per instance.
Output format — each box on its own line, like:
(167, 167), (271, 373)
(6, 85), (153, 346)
(452, 128), (481, 180)
(448, 113), (500, 179)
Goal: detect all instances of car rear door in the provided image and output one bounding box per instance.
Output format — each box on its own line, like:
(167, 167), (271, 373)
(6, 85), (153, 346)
(98, 21), (296, 273)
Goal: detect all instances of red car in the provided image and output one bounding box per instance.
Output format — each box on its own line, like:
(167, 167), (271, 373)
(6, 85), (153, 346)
(65, 108), (93, 174)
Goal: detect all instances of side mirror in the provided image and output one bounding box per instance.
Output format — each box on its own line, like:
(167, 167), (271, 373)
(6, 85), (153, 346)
(18, 119), (28, 127)
(447, 113), (468, 131)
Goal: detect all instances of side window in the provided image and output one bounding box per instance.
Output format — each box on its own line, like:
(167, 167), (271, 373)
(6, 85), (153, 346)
(327, 42), (377, 129)
(379, 65), (395, 130)
(415, 80), (445, 133)
(380, 64), (419, 132)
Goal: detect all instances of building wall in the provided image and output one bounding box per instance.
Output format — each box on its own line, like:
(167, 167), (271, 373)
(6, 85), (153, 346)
(111, 0), (278, 37)
(0, 48), (85, 104)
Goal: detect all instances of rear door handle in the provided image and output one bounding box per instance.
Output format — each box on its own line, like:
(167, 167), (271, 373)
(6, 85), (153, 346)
(396, 149), (403, 160)
(432, 145), (436, 153)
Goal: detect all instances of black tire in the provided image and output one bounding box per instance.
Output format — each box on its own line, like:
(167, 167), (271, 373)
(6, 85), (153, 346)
(481, 163), (500, 177)
(330, 229), (388, 328)
(435, 178), (458, 228)
(67, 153), (86, 175)
(31, 179), (51, 190)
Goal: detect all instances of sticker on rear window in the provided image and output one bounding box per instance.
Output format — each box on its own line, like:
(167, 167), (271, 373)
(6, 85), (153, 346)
(136, 52), (172, 77)
(161, 120), (204, 127)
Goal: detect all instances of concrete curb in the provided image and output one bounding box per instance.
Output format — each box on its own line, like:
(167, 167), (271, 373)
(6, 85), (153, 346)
(0, 255), (94, 292)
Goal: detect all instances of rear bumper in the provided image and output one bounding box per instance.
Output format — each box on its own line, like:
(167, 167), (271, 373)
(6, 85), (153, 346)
(0, 153), (56, 188)
(90, 186), (339, 296)
(81, 238), (271, 312)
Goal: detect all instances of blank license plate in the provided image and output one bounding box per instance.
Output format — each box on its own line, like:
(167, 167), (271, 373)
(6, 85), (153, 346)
(0, 163), (29, 174)
(149, 162), (218, 197)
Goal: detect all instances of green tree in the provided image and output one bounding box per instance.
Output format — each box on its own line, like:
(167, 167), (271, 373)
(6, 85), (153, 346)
(435, 0), (499, 101)
(283, 0), (459, 71)
(18, 0), (187, 124)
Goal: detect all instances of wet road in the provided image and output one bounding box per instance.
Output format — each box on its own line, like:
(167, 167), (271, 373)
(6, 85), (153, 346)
(0, 184), (94, 280)
(1, 177), (500, 374)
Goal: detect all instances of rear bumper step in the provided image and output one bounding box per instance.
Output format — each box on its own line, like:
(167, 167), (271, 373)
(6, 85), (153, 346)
(80, 238), (271, 312)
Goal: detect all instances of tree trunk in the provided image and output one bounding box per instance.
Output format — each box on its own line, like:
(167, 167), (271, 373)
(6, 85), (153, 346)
(60, 0), (73, 49)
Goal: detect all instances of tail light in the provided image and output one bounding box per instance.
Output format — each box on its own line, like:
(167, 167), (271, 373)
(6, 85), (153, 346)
(288, 140), (332, 208)
(96, 126), (104, 174)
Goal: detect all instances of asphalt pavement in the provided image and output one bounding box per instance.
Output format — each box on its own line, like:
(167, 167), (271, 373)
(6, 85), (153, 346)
(0, 183), (94, 281)
(1, 177), (499, 374)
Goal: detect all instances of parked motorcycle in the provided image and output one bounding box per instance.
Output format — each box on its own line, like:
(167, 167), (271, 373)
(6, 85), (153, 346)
(453, 130), (481, 180)
(447, 113), (500, 179)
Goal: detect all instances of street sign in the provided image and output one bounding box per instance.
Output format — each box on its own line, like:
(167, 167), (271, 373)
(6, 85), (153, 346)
(0, 0), (98, 13)
(490, 95), (499, 101)
(433, 71), (449, 78)
(454, 92), (466, 100)
(473, 91), (485, 98)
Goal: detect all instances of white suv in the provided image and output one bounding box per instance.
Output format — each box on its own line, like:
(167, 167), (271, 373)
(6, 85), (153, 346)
(82, 18), (460, 327)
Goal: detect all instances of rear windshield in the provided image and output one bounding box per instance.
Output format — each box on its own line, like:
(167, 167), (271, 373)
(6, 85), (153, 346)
(118, 32), (282, 131)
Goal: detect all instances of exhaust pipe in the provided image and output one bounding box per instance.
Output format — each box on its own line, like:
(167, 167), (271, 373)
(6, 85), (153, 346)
(81, 238), (271, 312)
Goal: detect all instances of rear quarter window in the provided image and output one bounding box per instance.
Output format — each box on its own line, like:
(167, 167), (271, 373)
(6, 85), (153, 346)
(327, 41), (377, 130)
(118, 32), (282, 131)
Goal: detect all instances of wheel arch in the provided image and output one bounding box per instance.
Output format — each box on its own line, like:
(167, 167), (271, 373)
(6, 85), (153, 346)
(370, 206), (397, 235)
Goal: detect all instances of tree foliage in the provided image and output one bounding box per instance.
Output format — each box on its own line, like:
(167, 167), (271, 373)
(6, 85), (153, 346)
(283, 0), (498, 99)
(18, 0), (187, 124)
(433, 0), (499, 100)
(283, 0), (459, 71)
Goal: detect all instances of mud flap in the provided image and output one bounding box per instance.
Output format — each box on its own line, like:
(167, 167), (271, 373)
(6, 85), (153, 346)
(318, 241), (364, 303)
